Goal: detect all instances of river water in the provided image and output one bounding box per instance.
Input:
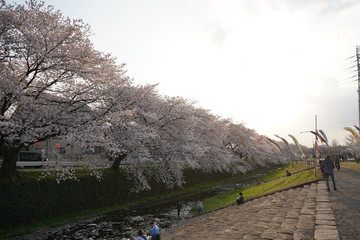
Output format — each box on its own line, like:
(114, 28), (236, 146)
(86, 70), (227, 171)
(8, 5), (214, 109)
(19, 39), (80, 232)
(13, 173), (266, 240)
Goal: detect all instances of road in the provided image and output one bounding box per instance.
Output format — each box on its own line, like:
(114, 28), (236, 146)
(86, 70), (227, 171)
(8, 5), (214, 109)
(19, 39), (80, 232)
(328, 167), (360, 240)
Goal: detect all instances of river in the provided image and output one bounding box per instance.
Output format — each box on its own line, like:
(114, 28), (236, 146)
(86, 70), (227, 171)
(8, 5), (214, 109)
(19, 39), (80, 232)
(12, 172), (268, 240)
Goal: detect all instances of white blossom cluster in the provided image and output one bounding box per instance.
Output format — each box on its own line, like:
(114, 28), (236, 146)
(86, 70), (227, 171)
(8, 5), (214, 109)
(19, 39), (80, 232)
(89, 169), (104, 181)
(39, 166), (78, 184)
(345, 136), (360, 158)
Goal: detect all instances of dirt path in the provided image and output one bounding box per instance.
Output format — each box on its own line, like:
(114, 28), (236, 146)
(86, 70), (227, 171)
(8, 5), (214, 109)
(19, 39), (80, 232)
(328, 167), (360, 240)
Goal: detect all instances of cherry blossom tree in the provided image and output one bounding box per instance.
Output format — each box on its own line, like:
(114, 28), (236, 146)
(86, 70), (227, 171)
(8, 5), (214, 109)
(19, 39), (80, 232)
(86, 84), (159, 169)
(144, 97), (207, 187)
(93, 92), (204, 190)
(0, 0), (132, 179)
(97, 86), (295, 189)
(0, 0), (296, 185)
(224, 122), (290, 168)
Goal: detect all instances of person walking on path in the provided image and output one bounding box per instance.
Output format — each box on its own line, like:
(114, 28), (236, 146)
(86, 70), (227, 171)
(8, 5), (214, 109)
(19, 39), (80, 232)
(321, 155), (337, 191)
(197, 200), (203, 214)
(334, 155), (341, 170)
(176, 202), (182, 218)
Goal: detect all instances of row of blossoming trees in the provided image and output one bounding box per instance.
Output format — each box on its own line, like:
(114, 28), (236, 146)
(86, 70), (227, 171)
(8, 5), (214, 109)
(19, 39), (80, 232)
(0, 0), (305, 188)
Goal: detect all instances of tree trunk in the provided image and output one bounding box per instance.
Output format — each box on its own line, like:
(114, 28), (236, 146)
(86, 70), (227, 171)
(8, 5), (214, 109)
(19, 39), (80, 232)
(0, 145), (20, 180)
(111, 154), (127, 171)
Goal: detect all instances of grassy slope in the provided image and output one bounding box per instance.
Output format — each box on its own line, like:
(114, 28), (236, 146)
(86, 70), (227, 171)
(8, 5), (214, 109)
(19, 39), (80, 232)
(201, 162), (318, 214)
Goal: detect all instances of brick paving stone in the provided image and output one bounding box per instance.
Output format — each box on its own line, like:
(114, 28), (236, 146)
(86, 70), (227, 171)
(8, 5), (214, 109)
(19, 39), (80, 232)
(315, 219), (337, 226)
(316, 208), (333, 214)
(274, 232), (294, 239)
(293, 228), (315, 240)
(317, 196), (330, 202)
(254, 221), (269, 228)
(278, 223), (297, 235)
(314, 229), (340, 240)
(243, 235), (262, 240)
(316, 213), (335, 221)
(286, 210), (301, 219)
(292, 201), (305, 209)
(298, 214), (316, 223)
(317, 202), (332, 208)
(297, 221), (315, 230)
(267, 221), (281, 228)
(316, 225), (337, 230)
(260, 229), (278, 239)
(259, 215), (274, 223)
(301, 208), (316, 215)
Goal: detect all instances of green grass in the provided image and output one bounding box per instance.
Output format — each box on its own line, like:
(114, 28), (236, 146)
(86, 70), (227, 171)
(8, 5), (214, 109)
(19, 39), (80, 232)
(341, 161), (360, 171)
(200, 168), (319, 214)
(258, 161), (313, 182)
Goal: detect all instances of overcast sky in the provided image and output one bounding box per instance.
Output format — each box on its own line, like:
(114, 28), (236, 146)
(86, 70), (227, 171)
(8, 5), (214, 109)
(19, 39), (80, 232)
(11, 0), (360, 147)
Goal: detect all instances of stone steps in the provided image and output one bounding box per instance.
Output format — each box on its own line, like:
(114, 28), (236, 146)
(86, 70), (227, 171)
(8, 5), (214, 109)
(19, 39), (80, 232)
(162, 181), (340, 240)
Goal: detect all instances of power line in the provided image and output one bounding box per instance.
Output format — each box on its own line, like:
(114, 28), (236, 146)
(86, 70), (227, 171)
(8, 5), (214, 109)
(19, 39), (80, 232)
(357, 45), (360, 127)
(308, 55), (356, 74)
(320, 71), (358, 89)
(296, 51), (358, 91)
(301, 56), (356, 85)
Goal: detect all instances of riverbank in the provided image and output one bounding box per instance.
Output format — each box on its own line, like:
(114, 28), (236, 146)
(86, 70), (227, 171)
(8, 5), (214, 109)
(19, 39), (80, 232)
(0, 166), (274, 239)
(1, 162), (314, 239)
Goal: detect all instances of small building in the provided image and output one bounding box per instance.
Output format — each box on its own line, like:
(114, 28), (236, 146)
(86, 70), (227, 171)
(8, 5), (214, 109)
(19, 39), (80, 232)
(27, 137), (106, 161)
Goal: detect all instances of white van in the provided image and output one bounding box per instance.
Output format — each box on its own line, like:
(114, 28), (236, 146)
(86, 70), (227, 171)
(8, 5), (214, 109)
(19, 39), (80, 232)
(16, 151), (48, 168)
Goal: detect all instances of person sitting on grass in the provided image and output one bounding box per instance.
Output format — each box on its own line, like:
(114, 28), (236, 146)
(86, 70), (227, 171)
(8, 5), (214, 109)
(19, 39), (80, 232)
(236, 192), (245, 205)
(286, 167), (292, 177)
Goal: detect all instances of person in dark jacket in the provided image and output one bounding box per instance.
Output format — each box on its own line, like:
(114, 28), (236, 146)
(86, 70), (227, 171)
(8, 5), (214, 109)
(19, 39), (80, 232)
(176, 202), (182, 217)
(318, 159), (324, 177)
(321, 155), (337, 191)
(334, 155), (341, 170)
(136, 229), (147, 240)
(285, 167), (292, 177)
(236, 192), (245, 205)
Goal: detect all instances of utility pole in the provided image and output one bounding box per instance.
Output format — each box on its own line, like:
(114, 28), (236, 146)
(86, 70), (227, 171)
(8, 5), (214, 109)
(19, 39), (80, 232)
(357, 46), (360, 128)
(315, 115), (318, 177)
(315, 115), (318, 136)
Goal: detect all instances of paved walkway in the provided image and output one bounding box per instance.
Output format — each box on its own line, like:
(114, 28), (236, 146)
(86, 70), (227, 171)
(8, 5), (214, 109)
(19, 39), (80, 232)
(162, 181), (340, 239)
(328, 167), (360, 240)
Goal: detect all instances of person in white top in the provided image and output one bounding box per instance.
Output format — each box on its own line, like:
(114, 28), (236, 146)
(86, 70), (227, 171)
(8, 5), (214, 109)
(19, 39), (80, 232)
(197, 200), (203, 214)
